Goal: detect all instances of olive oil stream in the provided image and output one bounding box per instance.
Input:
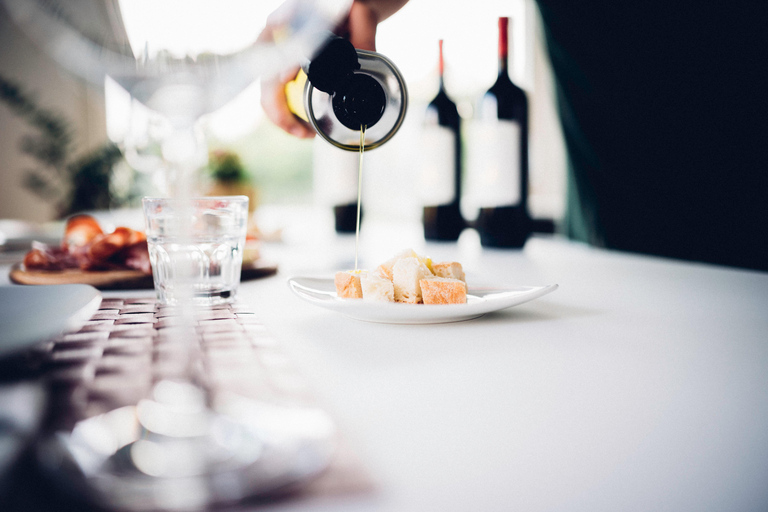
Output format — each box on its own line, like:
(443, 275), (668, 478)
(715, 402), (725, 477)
(354, 125), (365, 271)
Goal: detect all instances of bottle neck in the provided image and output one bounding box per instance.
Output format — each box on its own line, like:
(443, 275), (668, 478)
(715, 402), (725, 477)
(498, 17), (509, 78)
(438, 39), (446, 90)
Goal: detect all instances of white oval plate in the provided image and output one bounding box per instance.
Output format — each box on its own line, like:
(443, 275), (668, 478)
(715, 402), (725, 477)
(287, 276), (558, 324)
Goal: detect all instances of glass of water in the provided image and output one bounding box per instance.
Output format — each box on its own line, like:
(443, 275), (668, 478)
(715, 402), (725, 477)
(143, 196), (249, 305)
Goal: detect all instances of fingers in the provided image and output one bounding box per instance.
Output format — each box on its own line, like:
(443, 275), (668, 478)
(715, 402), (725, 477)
(260, 68), (316, 139)
(259, 0), (395, 138)
(346, 2), (378, 51)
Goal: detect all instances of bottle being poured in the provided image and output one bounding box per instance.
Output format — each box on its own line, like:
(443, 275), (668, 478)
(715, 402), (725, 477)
(287, 36), (408, 267)
(286, 35), (408, 151)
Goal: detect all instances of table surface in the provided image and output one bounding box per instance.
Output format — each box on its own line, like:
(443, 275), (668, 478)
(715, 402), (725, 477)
(3, 212), (768, 512)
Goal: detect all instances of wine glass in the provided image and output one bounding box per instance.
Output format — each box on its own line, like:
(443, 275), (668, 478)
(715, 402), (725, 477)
(1, 0), (351, 509)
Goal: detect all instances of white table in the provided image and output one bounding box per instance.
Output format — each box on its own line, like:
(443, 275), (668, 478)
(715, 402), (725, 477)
(232, 214), (768, 512)
(4, 212), (768, 511)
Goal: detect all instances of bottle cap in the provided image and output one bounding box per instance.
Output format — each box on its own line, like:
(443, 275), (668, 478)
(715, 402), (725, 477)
(307, 37), (360, 94)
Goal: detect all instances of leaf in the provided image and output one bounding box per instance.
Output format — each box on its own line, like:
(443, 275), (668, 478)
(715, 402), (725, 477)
(20, 134), (68, 169)
(0, 76), (35, 117)
(22, 170), (63, 202)
(31, 110), (72, 147)
(61, 143), (125, 216)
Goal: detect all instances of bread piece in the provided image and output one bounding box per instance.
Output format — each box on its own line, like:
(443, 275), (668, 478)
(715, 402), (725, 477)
(335, 270), (365, 299)
(376, 248), (433, 281)
(360, 272), (395, 302)
(420, 277), (467, 305)
(432, 261), (466, 283)
(392, 257), (433, 303)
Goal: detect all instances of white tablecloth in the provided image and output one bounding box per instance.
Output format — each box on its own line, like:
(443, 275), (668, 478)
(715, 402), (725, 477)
(236, 215), (768, 512)
(3, 210), (768, 512)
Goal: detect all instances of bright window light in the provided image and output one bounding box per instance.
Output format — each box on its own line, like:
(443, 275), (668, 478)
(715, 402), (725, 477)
(117, 0), (284, 59)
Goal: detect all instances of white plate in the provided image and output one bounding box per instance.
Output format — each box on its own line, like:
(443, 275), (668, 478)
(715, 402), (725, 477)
(287, 276), (558, 324)
(0, 284), (102, 356)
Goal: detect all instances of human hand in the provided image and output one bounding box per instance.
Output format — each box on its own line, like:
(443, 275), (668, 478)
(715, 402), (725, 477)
(260, 0), (407, 137)
(260, 65), (315, 138)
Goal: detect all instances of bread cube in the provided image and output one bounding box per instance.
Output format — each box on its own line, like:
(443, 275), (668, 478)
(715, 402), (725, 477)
(376, 248), (433, 281)
(432, 261), (466, 283)
(361, 272), (395, 302)
(335, 270), (365, 299)
(392, 257), (433, 303)
(420, 277), (467, 304)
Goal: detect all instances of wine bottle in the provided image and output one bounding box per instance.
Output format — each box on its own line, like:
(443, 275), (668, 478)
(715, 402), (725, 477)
(421, 40), (465, 241)
(472, 17), (530, 248)
(334, 203), (359, 233)
(312, 139), (361, 233)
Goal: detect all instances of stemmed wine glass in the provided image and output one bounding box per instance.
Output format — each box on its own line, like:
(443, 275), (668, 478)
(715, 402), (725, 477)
(2, 0), (350, 509)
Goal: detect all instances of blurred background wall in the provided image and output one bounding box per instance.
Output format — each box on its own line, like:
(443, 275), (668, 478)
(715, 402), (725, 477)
(0, 6), (108, 222)
(0, 0), (566, 225)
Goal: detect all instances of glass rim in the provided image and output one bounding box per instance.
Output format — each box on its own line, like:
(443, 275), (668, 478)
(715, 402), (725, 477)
(142, 196), (249, 203)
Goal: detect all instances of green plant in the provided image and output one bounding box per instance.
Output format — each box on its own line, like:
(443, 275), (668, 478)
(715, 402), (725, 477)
(0, 75), (144, 217)
(207, 149), (251, 183)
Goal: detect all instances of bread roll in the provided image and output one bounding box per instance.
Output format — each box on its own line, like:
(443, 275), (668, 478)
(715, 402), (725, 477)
(420, 277), (467, 304)
(376, 248), (433, 280)
(361, 272), (395, 302)
(392, 257), (433, 303)
(432, 261), (465, 283)
(335, 271), (365, 299)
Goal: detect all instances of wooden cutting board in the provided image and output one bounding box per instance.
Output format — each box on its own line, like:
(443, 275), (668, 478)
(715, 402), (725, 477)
(9, 260), (278, 291)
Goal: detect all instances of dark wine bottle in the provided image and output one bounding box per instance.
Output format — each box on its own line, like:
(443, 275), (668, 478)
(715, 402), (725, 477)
(334, 203), (359, 233)
(473, 17), (530, 248)
(421, 40), (465, 241)
(312, 139), (362, 234)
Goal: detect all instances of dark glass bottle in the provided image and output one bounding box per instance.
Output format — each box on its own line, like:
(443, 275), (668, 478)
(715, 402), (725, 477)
(334, 203), (359, 233)
(474, 17), (530, 248)
(422, 40), (465, 241)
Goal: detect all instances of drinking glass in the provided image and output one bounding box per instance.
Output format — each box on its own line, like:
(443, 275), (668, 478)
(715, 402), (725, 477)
(143, 196), (249, 305)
